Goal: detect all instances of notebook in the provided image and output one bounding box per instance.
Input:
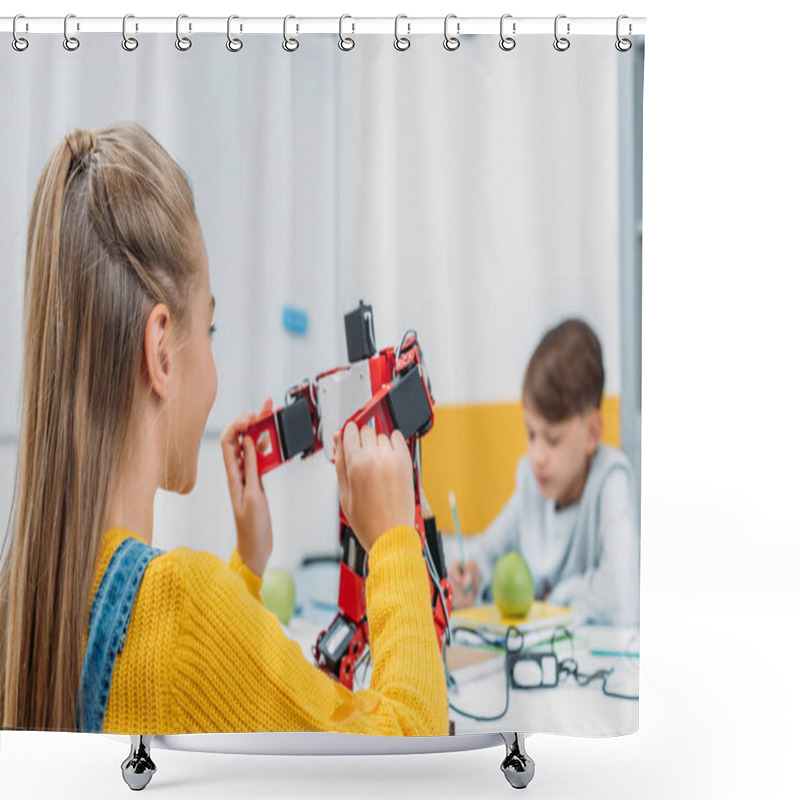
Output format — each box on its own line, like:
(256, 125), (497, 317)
(450, 601), (576, 646)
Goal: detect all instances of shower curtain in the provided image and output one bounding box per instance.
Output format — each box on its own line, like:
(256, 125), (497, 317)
(0, 20), (644, 739)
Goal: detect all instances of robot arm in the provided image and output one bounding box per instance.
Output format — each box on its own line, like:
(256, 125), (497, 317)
(244, 380), (321, 474)
(243, 333), (433, 475)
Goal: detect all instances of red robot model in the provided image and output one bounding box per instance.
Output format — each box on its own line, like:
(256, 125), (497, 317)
(242, 301), (453, 690)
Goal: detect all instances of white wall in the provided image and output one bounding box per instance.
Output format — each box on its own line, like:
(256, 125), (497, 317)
(338, 34), (626, 405)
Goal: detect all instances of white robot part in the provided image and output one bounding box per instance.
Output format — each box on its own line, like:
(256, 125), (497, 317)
(316, 360), (374, 460)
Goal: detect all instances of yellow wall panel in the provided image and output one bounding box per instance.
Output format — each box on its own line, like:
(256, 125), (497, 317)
(422, 396), (620, 535)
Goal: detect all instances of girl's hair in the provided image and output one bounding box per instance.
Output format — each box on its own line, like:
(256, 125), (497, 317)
(0, 122), (198, 730)
(522, 318), (605, 422)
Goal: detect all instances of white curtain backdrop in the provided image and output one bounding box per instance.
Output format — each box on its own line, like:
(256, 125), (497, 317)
(339, 34), (629, 403)
(1, 32), (642, 570)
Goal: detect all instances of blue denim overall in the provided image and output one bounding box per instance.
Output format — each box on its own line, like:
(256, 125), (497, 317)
(76, 537), (163, 733)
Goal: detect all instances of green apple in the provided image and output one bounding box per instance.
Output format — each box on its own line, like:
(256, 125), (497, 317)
(492, 551), (534, 618)
(260, 568), (296, 625)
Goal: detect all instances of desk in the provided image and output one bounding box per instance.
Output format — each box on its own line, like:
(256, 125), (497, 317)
(443, 624), (639, 735)
(285, 611), (639, 737)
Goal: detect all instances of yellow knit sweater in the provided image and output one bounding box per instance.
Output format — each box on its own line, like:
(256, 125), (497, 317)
(83, 525), (449, 736)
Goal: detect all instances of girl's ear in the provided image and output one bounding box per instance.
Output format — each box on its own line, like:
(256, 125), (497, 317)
(143, 303), (172, 399)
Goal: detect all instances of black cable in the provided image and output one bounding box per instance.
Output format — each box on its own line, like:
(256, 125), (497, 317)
(447, 623), (638, 721)
(549, 624), (575, 658)
(558, 657), (610, 687)
(602, 678), (639, 701)
(552, 627), (639, 701)
(446, 626), (519, 722)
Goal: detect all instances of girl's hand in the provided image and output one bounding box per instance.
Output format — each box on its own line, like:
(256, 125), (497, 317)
(221, 398), (273, 577)
(449, 559), (481, 609)
(333, 422), (414, 553)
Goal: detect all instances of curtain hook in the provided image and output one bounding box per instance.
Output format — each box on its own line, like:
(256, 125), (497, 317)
(283, 15), (299, 51)
(616, 14), (632, 52)
(553, 14), (570, 52)
(394, 14), (410, 51)
(226, 14), (242, 52)
(500, 13), (516, 51)
(12, 14), (29, 52)
(176, 13), (192, 51)
(443, 13), (460, 51)
(121, 14), (138, 51)
(339, 14), (355, 51)
(63, 14), (80, 51)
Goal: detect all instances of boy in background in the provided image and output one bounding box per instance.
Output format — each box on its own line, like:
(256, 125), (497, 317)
(449, 319), (640, 625)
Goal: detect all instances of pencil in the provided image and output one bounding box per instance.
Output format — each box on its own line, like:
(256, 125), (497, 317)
(449, 490), (472, 595)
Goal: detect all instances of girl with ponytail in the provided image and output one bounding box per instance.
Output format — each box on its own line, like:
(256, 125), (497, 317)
(0, 122), (448, 736)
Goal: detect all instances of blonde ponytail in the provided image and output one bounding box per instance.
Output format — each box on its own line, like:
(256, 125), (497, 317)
(1, 122), (198, 730)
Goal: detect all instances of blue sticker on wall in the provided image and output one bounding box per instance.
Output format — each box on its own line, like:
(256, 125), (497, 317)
(282, 306), (308, 336)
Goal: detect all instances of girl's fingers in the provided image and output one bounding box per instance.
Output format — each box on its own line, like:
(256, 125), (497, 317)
(334, 432), (350, 510)
(222, 416), (255, 459)
(389, 429), (406, 452)
(221, 412), (260, 497)
(342, 421), (361, 460)
(260, 397), (273, 416)
(221, 414), (249, 447)
(221, 413), (252, 447)
(358, 422), (377, 450)
(243, 436), (262, 496)
(232, 411), (257, 430)
(221, 436), (245, 498)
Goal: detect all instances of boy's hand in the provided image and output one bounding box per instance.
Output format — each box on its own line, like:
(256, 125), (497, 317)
(333, 421), (414, 553)
(221, 398), (274, 577)
(450, 559), (481, 609)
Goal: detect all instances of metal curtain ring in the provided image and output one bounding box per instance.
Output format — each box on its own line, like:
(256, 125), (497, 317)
(443, 14), (460, 51)
(226, 15), (242, 52)
(616, 14), (632, 52)
(12, 14), (29, 51)
(553, 14), (570, 51)
(394, 14), (410, 51)
(63, 14), (80, 51)
(338, 14), (355, 51)
(176, 14), (192, 51)
(499, 13), (515, 51)
(283, 15), (299, 52)
(122, 14), (138, 51)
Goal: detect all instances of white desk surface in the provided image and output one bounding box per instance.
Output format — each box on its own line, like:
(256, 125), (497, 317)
(286, 614), (639, 738)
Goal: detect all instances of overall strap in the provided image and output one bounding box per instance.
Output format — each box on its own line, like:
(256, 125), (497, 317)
(77, 537), (163, 733)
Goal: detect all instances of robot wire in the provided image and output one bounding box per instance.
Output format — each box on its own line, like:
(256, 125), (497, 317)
(551, 626), (639, 701)
(413, 436), (452, 647)
(446, 625), (518, 722)
(446, 624), (638, 722)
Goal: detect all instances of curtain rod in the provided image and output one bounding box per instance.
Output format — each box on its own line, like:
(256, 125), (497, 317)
(1, 16), (646, 37)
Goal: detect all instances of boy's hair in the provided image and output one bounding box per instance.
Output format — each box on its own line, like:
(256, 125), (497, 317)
(0, 122), (198, 730)
(522, 318), (604, 421)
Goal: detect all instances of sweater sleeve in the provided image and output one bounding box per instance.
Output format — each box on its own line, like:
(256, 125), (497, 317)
(169, 526), (449, 736)
(548, 468), (640, 625)
(464, 458), (525, 599)
(228, 548), (263, 602)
